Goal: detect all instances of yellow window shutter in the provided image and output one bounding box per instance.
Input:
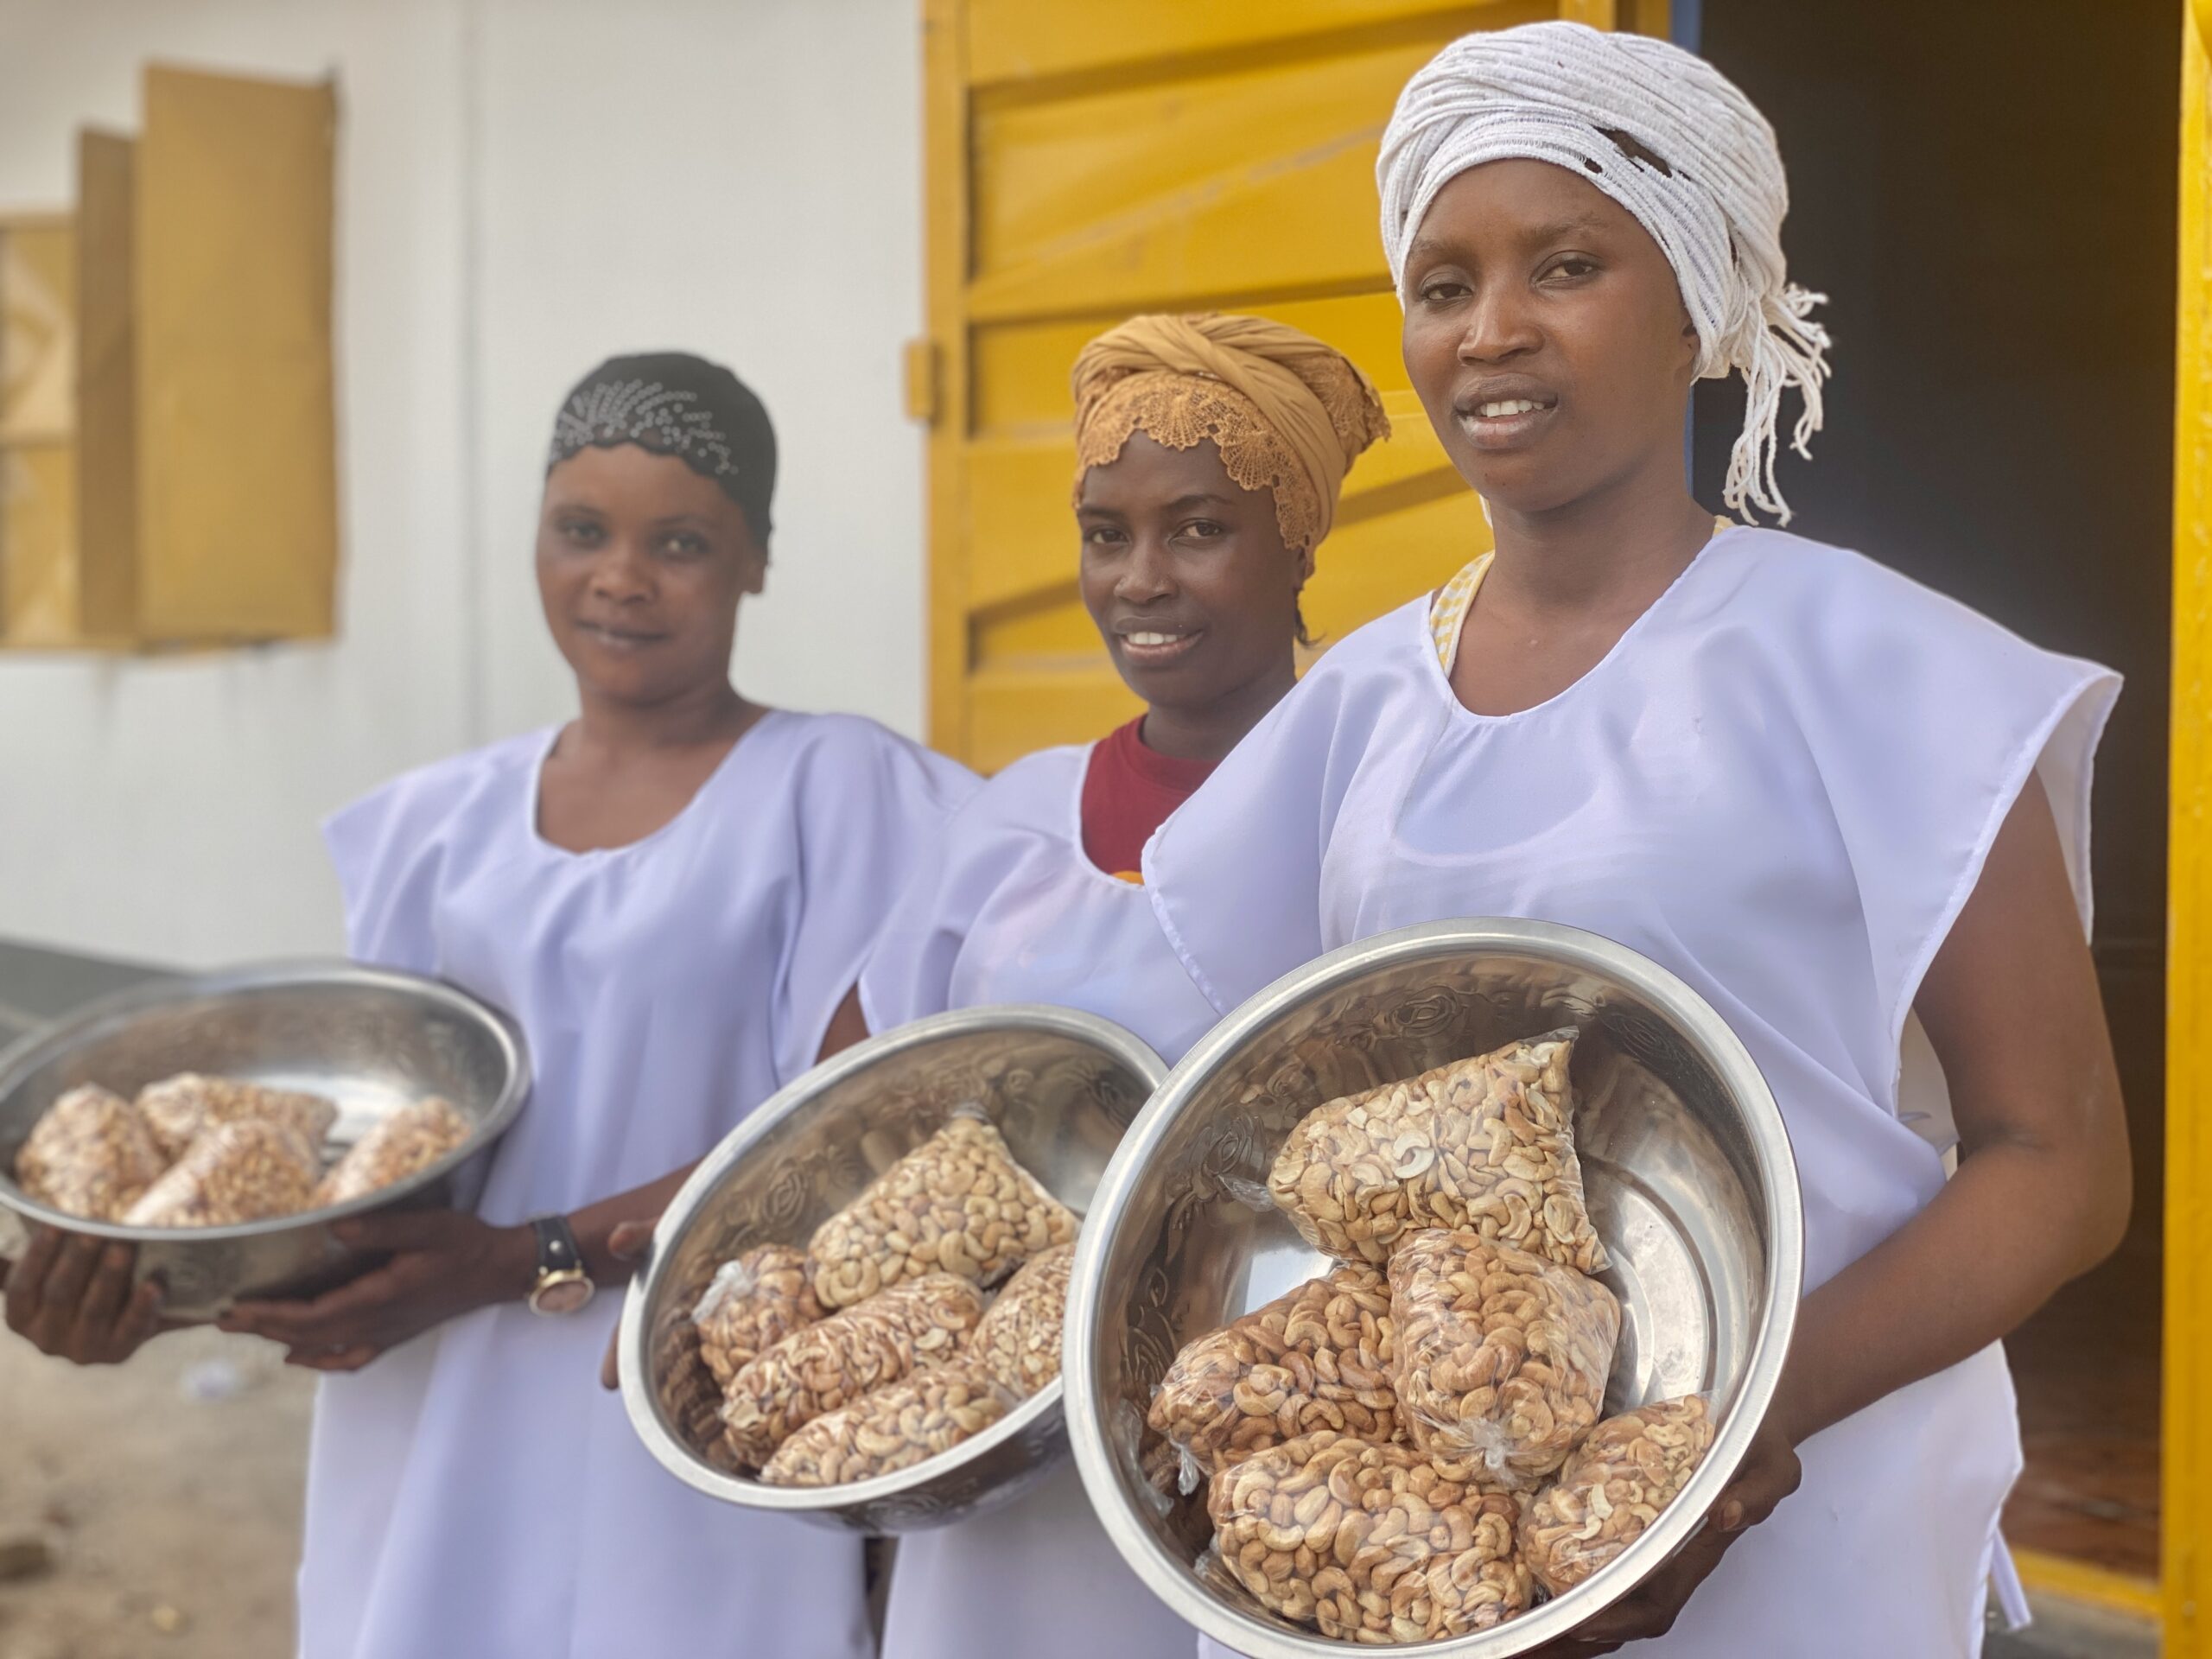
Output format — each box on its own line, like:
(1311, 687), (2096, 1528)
(136, 64), (338, 643)
(0, 214), (80, 647)
(76, 128), (139, 644)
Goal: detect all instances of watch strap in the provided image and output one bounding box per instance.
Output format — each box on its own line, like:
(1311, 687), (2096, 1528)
(531, 1214), (585, 1282)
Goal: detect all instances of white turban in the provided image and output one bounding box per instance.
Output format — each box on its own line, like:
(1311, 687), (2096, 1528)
(1377, 21), (1829, 524)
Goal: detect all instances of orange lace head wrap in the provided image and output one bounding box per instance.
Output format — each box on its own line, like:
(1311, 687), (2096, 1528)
(1071, 314), (1390, 572)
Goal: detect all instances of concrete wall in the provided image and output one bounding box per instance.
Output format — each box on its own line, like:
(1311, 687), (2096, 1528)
(0, 0), (927, 967)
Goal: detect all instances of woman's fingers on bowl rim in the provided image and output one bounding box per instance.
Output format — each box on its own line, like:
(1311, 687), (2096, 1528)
(281, 1339), (380, 1372)
(72, 1242), (136, 1336)
(3, 1224), (59, 1327)
(226, 1258), (405, 1344)
(37, 1230), (104, 1316)
(313, 1344), (380, 1372)
(75, 1270), (159, 1364)
(218, 1300), (312, 1344)
(112, 1275), (165, 1355)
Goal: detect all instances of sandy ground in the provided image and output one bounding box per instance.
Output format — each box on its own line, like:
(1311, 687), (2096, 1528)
(0, 1325), (309, 1659)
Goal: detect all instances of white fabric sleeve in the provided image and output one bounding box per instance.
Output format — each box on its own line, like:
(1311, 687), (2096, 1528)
(1775, 550), (2120, 1092)
(321, 764), (477, 975)
(854, 810), (990, 1037)
(1142, 601), (1431, 1016)
(771, 721), (981, 1085)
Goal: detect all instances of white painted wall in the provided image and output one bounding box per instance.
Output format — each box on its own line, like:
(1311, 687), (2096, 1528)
(0, 0), (928, 968)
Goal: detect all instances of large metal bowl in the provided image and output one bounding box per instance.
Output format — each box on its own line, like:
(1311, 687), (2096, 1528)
(1065, 920), (1803, 1657)
(0, 961), (530, 1319)
(620, 1004), (1166, 1534)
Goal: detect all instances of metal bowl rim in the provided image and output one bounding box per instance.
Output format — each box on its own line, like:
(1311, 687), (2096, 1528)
(620, 1001), (1168, 1516)
(1064, 917), (1806, 1658)
(0, 958), (532, 1241)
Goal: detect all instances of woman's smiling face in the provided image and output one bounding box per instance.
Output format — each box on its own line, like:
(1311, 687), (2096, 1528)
(1400, 158), (1700, 516)
(1076, 431), (1303, 721)
(535, 443), (765, 707)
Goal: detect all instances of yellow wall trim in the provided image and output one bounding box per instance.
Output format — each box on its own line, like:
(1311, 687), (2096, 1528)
(2012, 1549), (2161, 1624)
(2172, 3), (2211, 1653)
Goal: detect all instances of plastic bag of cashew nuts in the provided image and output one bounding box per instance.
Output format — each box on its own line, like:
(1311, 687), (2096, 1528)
(13, 1084), (169, 1220)
(808, 1112), (1077, 1309)
(721, 1272), (987, 1467)
(315, 1096), (472, 1207)
(1389, 1228), (1621, 1491)
(136, 1072), (339, 1164)
(124, 1119), (322, 1228)
(1520, 1395), (1715, 1594)
(656, 1316), (745, 1471)
(1268, 1031), (1608, 1274)
(690, 1243), (825, 1389)
(760, 1358), (1015, 1487)
(966, 1241), (1074, 1397)
(1149, 1263), (1398, 1484)
(1208, 1431), (1535, 1643)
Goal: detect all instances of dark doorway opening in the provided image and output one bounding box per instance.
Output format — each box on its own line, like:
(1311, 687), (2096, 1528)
(1697, 0), (2177, 1582)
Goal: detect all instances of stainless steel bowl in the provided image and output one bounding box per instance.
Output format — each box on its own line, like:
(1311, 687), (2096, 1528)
(0, 961), (530, 1319)
(1065, 920), (1803, 1657)
(620, 1004), (1166, 1534)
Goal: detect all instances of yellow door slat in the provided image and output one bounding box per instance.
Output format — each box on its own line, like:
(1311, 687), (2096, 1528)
(970, 143), (1390, 324)
(969, 665), (1144, 775)
(967, 438), (1078, 612)
(967, 0), (1538, 86)
(971, 28), (1510, 321)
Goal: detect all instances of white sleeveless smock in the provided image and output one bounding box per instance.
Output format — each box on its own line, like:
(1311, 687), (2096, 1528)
(1144, 527), (2119, 1658)
(302, 711), (977, 1659)
(860, 742), (1211, 1659)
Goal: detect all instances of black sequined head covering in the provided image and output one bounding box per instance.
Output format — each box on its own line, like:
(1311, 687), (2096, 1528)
(547, 352), (777, 545)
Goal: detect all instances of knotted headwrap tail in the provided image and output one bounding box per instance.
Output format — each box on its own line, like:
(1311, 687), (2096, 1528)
(1071, 314), (1390, 565)
(548, 352), (778, 544)
(1378, 22), (1829, 524)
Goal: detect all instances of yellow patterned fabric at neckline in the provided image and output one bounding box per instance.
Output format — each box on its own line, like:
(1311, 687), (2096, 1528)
(1430, 518), (1736, 674)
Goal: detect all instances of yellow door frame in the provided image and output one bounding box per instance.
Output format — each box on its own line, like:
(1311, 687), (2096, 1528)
(2038, 4), (2212, 1649)
(2169, 5), (2212, 1652)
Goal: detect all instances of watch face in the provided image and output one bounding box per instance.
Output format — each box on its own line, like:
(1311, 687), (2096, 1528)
(533, 1274), (595, 1316)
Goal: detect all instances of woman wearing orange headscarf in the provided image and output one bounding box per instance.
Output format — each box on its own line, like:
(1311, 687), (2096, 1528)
(846, 313), (1388, 1658)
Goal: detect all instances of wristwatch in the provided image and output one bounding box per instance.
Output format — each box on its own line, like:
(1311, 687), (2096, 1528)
(525, 1215), (596, 1316)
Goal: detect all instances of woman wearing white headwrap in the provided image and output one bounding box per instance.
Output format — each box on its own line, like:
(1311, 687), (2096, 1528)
(1145, 22), (2129, 1656)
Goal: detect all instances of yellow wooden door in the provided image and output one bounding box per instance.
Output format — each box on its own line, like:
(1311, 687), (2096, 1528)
(919, 0), (1669, 771)
(2170, 6), (2212, 1652)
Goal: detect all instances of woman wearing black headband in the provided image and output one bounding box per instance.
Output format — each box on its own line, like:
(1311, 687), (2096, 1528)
(4, 352), (974, 1659)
